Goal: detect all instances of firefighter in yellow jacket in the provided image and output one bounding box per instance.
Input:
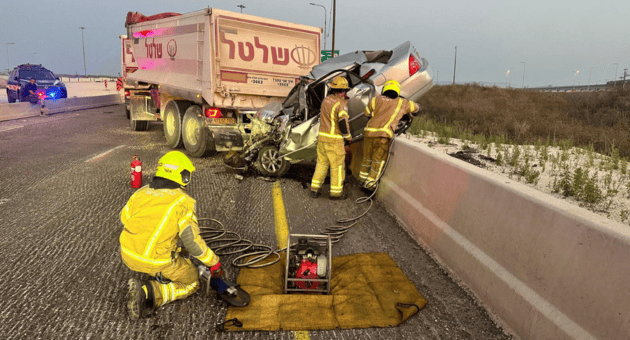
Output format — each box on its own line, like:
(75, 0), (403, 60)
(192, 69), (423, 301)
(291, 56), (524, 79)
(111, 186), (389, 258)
(120, 151), (223, 320)
(361, 80), (420, 190)
(311, 76), (352, 200)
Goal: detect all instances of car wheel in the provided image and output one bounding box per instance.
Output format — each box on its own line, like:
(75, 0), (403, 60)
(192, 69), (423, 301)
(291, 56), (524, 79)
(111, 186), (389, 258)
(255, 145), (291, 177)
(182, 105), (217, 158)
(130, 118), (149, 131)
(162, 100), (190, 148)
(7, 93), (16, 103)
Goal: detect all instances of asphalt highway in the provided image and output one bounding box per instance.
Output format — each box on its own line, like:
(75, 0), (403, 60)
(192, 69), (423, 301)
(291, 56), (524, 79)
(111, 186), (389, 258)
(0, 106), (513, 340)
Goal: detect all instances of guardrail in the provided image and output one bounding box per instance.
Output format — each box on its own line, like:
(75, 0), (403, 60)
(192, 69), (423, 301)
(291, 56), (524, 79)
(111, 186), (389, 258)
(0, 94), (121, 122)
(375, 137), (629, 340)
(528, 84), (608, 92)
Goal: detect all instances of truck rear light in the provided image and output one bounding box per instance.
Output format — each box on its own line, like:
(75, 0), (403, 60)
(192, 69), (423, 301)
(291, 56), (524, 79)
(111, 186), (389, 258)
(124, 90), (130, 98)
(205, 108), (223, 118)
(409, 54), (421, 76)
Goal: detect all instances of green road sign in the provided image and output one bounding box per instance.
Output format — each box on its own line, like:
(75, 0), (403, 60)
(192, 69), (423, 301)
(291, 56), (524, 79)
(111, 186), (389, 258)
(321, 50), (340, 62)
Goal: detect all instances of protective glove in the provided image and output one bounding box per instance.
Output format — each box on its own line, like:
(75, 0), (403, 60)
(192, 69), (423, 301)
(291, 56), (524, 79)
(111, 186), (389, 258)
(210, 262), (224, 278)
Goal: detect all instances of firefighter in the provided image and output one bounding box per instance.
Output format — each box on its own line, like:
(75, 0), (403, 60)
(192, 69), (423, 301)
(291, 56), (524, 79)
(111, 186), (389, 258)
(360, 80), (420, 190)
(120, 151), (223, 320)
(310, 75), (352, 200)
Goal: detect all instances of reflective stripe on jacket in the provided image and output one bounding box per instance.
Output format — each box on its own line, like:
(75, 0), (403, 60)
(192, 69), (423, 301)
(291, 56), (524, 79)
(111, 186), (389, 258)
(318, 93), (351, 143)
(364, 95), (418, 138)
(119, 186), (218, 272)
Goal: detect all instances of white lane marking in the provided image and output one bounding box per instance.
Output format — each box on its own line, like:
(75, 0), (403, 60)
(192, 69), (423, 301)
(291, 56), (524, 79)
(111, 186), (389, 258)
(385, 178), (597, 340)
(85, 145), (126, 163)
(0, 125), (24, 132)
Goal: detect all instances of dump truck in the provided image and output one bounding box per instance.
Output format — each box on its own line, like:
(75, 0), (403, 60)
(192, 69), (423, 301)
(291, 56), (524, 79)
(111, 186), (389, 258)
(122, 8), (321, 157)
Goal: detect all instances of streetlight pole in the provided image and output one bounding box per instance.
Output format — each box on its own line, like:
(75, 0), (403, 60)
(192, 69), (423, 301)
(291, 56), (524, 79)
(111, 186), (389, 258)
(505, 70), (510, 88)
(573, 70), (579, 89)
(309, 3), (327, 52)
(508, 67), (513, 88)
(613, 63), (619, 82)
(237, 4), (245, 13)
(331, 0), (336, 59)
(80, 27), (86, 77)
(521, 61), (526, 88)
(6, 43), (15, 74)
(588, 66), (593, 90)
(452, 46), (457, 85)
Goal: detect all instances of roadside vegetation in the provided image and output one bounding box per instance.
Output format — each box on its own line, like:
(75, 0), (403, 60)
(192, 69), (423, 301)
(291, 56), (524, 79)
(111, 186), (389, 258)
(408, 84), (630, 225)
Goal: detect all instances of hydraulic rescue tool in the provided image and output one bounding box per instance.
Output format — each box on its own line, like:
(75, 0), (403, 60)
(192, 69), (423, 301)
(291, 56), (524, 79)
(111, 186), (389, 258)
(284, 234), (332, 294)
(198, 265), (251, 307)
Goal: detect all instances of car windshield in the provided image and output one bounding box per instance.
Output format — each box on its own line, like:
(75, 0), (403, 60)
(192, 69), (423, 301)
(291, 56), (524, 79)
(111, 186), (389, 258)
(20, 70), (56, 80)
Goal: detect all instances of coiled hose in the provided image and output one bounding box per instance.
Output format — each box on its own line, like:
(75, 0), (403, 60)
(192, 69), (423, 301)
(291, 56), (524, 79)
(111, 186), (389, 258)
(198, 136), (399, 269)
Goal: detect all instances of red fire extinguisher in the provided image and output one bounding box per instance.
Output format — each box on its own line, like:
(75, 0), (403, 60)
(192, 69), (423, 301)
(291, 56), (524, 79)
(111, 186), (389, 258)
(131, 155), (142, 188)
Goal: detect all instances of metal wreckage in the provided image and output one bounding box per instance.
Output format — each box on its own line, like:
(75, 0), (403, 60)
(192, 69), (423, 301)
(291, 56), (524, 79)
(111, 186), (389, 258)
(224, 41), (434, 177)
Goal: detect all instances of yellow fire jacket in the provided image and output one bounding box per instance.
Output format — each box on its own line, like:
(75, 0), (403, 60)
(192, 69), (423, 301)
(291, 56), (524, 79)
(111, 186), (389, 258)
(119, 186), (218, 273)
(318, 93), (351, 144)
(364, 95), (419, 138)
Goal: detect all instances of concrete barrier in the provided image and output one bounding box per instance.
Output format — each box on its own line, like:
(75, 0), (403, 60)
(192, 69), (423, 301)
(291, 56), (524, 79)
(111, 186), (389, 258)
(377, 137), (630, 340)
(0, 102), (41, 121)
(0, 94), (121, 122)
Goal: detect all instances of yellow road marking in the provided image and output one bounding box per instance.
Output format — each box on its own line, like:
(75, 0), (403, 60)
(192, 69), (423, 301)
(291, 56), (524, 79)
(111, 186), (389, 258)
(271, 181), (310, 340)
(272, 181), (289, 249)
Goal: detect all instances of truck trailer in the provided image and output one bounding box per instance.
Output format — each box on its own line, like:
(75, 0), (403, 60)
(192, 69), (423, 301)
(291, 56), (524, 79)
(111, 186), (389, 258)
(122, 8), (321, 157)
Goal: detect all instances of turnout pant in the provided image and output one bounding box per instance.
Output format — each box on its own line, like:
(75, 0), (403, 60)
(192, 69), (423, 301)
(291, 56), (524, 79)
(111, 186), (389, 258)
(124, 255), (200, 308)
(359, 137), (391, 189)
(311, 141), (346, 197)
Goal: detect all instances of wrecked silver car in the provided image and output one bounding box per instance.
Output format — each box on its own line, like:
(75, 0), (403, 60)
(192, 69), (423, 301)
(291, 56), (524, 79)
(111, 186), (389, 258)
(224, 41), (434, 177)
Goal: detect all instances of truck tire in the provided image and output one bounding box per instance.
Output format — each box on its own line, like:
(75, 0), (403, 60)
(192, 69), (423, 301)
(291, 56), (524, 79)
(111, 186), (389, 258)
(255, 145), (291, 177)
(182, 105), (217, 158)
(125, 107), (130, 119)
(130, 118), (149, 131)
(7, 92), (16, 103)
(163, 100), (190, 148)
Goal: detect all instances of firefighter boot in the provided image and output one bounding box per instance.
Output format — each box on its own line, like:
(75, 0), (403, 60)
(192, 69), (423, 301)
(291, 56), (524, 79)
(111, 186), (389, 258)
(127, 278), (155, 320)
(311, 190), (321, 199)
(329, 191), (348, 200)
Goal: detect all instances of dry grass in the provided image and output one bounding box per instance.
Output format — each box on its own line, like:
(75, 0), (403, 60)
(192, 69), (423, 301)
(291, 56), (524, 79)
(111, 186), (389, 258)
(414, 84), (630, 157)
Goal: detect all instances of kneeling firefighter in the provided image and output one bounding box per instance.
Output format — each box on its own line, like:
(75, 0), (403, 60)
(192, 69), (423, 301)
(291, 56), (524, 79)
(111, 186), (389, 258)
(360, 80), (421, 189)
(310, 76), (353, 200)
(119, 151), (224, 320)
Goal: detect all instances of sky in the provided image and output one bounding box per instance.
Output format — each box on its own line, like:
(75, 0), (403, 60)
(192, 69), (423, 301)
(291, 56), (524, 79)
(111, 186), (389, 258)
(2, 0), (629, 87)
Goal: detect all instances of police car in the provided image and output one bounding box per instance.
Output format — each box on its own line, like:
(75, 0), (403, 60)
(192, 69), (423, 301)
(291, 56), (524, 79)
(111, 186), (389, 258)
(6, 64), (67, 103)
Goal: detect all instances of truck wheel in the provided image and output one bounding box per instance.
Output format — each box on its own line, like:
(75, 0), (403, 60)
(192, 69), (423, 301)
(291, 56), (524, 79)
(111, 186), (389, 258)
(182, 105), (217, 158)
(8, 94), (16, 103)
(255, 145), (291, 177)
(125, 107), (130, 119)
(130, 118), (149, 131)
(163, 100), (190, 148)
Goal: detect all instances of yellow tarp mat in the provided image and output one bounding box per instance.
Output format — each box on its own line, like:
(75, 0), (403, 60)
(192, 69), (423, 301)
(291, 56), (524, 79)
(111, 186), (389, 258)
(224, 252), (427, 331)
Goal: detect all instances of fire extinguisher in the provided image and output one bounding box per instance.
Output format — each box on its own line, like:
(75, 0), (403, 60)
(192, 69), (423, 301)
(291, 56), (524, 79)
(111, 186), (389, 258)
(131, 155), (142, 188)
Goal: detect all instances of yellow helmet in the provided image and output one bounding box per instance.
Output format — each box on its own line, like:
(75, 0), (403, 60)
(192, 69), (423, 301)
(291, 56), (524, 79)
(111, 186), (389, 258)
(382, 80), (401, 96)
(329, 76), (349, 89)
(155, 151), (196, 187)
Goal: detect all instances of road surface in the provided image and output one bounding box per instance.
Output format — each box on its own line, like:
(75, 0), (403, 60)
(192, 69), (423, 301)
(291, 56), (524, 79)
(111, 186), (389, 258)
(0, 106), (513, 339)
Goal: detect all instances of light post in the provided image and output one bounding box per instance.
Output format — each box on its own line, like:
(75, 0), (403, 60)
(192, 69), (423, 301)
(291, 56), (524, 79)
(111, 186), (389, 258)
(588, 66), (593, 90)
(573, 70), (579, 89)
(237, 4), (245, 13)
(6, 43), (15, 74)
(452, 46), (457, 84)
(331, 0), (336, 59)
(505, 69), (510, 88)
(80, 27), (86, 76)
(309, 3), (327, 51)
(508, 67), (513, 88)
(521, 61), (526, 88)
(613, 63), (619, 82)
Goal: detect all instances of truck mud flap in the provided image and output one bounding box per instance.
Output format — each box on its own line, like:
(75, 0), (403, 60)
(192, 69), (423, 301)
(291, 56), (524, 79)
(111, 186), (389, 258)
(212, 128), (245, 151)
